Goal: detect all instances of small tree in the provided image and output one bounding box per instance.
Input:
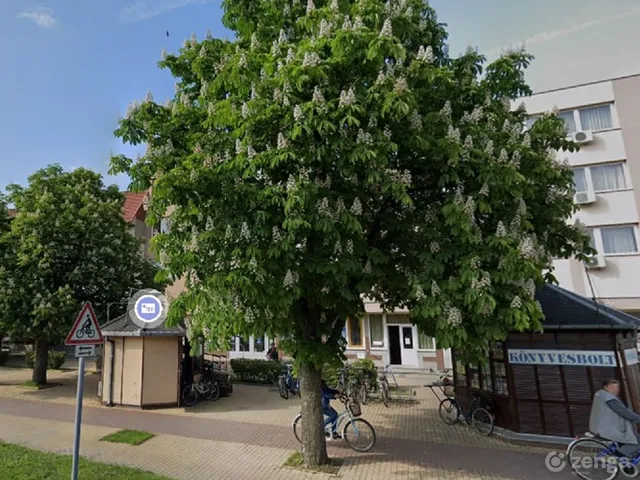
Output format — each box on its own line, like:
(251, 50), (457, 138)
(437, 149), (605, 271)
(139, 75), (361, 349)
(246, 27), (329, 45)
(0, 165), (165, 385)
(111, 0), (588, 466)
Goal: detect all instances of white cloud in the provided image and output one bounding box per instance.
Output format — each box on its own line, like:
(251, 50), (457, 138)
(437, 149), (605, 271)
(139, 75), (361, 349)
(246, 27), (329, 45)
(487, 6), (640, 56)
(17, 7), (58, 28)
(120, 0), (213, 23)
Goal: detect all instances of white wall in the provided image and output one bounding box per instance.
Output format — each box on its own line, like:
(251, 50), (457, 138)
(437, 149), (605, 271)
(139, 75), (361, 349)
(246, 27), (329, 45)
(564, 131), (626, 165)
(514, 81), (614, 114)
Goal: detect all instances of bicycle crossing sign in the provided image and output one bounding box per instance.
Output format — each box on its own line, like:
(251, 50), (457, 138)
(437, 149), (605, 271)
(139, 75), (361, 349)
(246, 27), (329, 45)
(65, 302), (103, 345)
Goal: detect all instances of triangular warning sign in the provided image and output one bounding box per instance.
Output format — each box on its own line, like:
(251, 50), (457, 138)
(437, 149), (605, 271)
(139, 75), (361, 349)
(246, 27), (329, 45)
(65, 302), (103, 345)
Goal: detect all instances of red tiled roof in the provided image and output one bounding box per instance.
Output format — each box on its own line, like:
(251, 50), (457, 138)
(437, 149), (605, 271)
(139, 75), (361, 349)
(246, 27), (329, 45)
(7, 209), (16, 218)
(122, 191), (147, 223)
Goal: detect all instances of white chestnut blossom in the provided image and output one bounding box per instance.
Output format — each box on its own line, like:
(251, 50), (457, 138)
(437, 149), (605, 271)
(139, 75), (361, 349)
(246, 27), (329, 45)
(277, 132), (289, 149)
(312, 86), (325, 105)
(383, 125), (392, 139)
(331, 0), (339, 11)
(479, 183), (489, 196)
(235, 139), (245, 155)
(247, 146), (257, 158)
(512, 150), (521, 168)
(251, 33), (259, 50)
(409, 110), (422, 130)
(306, 0), (316, 14)
(440, 101), (452, 118)
(303, 52), (322, 68)
(447, 126), (461, 143)
(511, 296), (523, 309)
(368, 115), (378, 128)
(350, 198), (362, 215)
(354, 16), (364, 29)
(416, 45), (434, 62)
(273, 88), (283, 103)
(496, 221), (508, 237)
(272, 226), (283, 242)
(446, 307), (462, 326)
(363, 260), (372, 274)
(339, 87), (356, 107)
(294, 105), (304, 121)
(483, 140), (494, 156)
(502, 119), (511, 132)
(346, 239), (354, 254)
(284, 270), (297, 289)
(319, 19), (331, 37)
(161, 48), (168, 60)
(431, 280), (441, 296)
(317, 197), (331, 216)
(430, 241), (440, 253)
(334, 240), (342, 255)
(380, 18), (393, 37)
(522, 133), (531, 147)
(238, 53), (248, 68)
(497, 148), (509, 163)
(342, 16), (353, 30)
(241, 102), (249, 119)
(415, 285), (426, 301)
(225, 225), (233, 241)
(518, 236), (537, 260)
(394, 76), (408, 94)
(240, 222), (251, 241)
(286, 48), (295, 64)
(357, 129), (373, 145)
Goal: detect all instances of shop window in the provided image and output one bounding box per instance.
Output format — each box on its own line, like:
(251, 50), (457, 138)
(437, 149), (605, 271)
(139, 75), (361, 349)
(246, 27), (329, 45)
(229, 337), (238, 352)
(480, 363), (493, 392)
(347, 317), (363, 348)
(493, 361), (508, 396)
(455, 359), (467, 386)
(386, 314), (411, 324)
(490, 342), (504, 361)
(418, 330), (436, 350)
(239, 336), (250, 352)
(469, 363), (480, 389)
(369, 314), (384, 347)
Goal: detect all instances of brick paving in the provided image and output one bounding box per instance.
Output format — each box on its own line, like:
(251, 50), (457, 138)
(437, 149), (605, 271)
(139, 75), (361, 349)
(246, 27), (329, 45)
(0, 367), (572, 479)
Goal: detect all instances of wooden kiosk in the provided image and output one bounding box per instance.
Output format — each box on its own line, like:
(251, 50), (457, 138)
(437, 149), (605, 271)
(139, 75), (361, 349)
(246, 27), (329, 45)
(453, 284), (640, 440)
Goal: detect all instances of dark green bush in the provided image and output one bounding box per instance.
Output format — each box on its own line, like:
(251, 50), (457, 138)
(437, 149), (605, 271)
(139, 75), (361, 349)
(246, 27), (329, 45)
(230, 358), (284, 384)
(0, 350), (9, 366)
(25, 350), (67, 370)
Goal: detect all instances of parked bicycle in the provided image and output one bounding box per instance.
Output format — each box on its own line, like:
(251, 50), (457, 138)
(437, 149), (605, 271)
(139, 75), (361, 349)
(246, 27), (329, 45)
(377, 364), (398, 407)
(182, 373), (219, 407)
(292, 394), (376, 452)
(428, 376), (494, 436)
(278, 363), (300, 399)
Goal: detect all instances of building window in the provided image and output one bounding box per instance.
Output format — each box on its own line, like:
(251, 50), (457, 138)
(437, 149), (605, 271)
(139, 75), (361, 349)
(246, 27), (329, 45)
(160, 218), (171, 234)
(579, 105), (613, 131)
(601, 226), (638, 254)
(347, 317), (363, 348)
(455, 359), (467, 386)
(418, 331), (436, 350)
(572, 162), (629, 195)
(480, 363), (493, 392)
(386, 314), (411, 324)
(253, 335), (265, 352)
(558, 111), (577, 134)
(590, 163), (627, 192)
(239, 336), (250, 352)
(369, 314), (384, 347)
(493, 362), (508, 396)
(229, 337), (238, 352)
(525, 115), (540, 130)
(469, 363), (480, 389)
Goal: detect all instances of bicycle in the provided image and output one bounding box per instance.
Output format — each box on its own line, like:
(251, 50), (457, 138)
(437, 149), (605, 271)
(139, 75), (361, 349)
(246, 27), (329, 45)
(567, 432), (640, 480)
(75, 319), (96, 339)
(378, 364), (398, 407)
(292, 394), (376, 452)
(278, 363), (300, 399)
(433, 383), (494, 436)
(182, 373), (217, 407)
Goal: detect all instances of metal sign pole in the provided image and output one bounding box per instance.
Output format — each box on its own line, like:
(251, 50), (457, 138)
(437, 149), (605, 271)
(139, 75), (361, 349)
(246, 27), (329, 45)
(71, 356), (86, 480)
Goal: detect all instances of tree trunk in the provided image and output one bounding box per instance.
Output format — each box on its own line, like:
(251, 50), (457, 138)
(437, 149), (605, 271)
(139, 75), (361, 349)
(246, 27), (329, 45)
(32, 338), (48, 385)
(298, 361), (329, 467)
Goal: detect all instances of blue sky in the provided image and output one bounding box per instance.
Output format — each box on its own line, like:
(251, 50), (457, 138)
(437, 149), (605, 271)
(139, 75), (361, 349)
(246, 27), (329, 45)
(2, 0), (640, 191)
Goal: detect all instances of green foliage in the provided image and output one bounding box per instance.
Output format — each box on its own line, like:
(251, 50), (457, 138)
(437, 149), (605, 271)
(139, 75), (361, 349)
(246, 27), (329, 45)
(25, 350), (66, 370)
(111, 0), (590, 366)
(350, 358), (377, 387)
(100, 430), (155, 446)
(0, 165), (166, 347)
(230, 358), (283, 384)
(0, 350), (9, 366)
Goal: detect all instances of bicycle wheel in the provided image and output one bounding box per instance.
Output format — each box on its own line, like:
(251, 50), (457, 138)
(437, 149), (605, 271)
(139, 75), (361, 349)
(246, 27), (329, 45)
(381, 381), (390, 407)
(438, 398), (460, 425)
(292, 414), (303, 443)
(279, 377), (289, 400)
(342, 418), (376, 452)
(471, 407), (494, 436)
(181, 385), (198, 407)
(209, 381), (220, 401)
(360, 384), (369, 405)
(568, 438), (620, 480)
(201, 382), (214, 401)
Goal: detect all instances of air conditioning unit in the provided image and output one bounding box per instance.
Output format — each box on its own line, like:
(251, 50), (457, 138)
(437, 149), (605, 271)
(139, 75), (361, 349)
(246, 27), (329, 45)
(585, 255), (606, 269)
(572, 131), (594, 144)
(574, 190), (596, 205)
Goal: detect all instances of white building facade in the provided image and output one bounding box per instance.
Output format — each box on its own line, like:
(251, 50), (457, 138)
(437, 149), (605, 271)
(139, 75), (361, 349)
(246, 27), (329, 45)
(515, 74), (640, 316)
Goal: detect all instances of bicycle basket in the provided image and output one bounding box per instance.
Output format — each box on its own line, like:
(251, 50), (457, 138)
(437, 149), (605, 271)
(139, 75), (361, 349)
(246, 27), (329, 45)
(347, 401), (362, 417)
(443, 385), (455, 397)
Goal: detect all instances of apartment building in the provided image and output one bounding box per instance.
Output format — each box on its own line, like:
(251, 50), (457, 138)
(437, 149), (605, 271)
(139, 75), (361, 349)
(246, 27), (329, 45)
(514, 74), (640, 317)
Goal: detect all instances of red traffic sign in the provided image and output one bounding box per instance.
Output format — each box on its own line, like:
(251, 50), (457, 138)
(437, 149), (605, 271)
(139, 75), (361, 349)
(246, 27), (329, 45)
(65, 302), (103, 345)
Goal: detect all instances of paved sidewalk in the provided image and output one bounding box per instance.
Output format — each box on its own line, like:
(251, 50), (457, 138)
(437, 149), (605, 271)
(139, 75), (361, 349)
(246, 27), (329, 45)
(0, 396), (566, 479)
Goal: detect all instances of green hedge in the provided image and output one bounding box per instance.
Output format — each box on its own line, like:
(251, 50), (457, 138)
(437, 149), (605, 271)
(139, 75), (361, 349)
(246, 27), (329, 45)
(230, 358), (284, 384)
(25, 350), (66, 370)
(0, 350), (9, 366)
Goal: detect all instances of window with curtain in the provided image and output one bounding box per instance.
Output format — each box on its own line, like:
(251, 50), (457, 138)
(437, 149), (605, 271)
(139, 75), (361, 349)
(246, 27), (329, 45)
(558, 111), (577, 133)
(348, 317), (363, 347)
(601, 226), (638, 254)
(525, 115), (540, 130)
(369, 314), (384, 347)
(418, 331), (436, 350)
(573, 168), (588, 193)
(591, 163), (627, 192)
(579, 105), (613, 131)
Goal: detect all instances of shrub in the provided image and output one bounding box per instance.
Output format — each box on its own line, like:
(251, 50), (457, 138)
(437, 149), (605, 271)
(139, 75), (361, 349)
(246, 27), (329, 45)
(351, 358), (378, 390)
(0, 350), (9, 366)
(229, 358), (283, 384)
(25, 350), (67, 369)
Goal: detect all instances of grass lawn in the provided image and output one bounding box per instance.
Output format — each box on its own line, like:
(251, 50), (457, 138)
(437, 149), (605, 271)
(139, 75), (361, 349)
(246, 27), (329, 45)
(0, 442), (170, 480)
(100, 430), (155, 446)
(282, 451), (342, 475)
